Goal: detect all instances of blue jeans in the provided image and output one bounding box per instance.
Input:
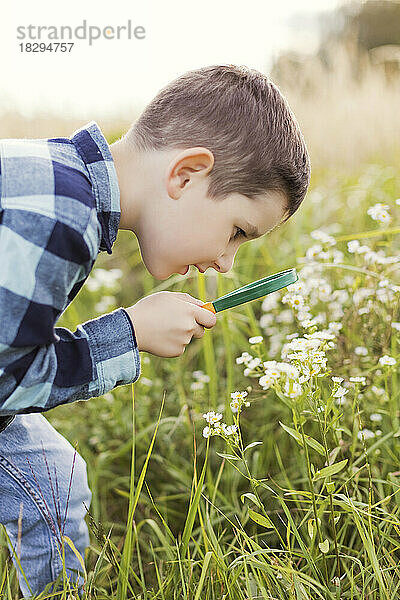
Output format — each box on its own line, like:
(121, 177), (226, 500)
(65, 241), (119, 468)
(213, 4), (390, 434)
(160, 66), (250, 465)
(0, 413), (92, 598)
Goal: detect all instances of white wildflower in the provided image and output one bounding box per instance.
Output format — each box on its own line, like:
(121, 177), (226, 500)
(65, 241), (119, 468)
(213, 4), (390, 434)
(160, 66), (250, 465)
(259, 372), (276, 390)
(193, 370), (204, 378)
(203, 411), (223, 425)
(263, 360), (278, 369)
(248, 335), (263, 345)
(301, 318), (317, 328)
(276, 309), (294, 324)
(305, 330), (335, 340)
(287, 351), (309, 362)
(203, 426), (211, 438)
(370, 413), (382, 422)
(230, 391), (248, 400)
(289, 295), (305, 309)
(190, 381), (204, 391)
(319, 283), (332, 301)
(333, 386), (349, 398)
(287, 338), (321, 352)
(367, 203), (391, 224)
(358, 428), (375, 441)
(86, 268), (123, 291)
(260, 313), (274, 327)
(379, 355), (396, 367)
(222, 423), (238, 436)
(310, 229), (336, 246)
(349, 376), (366, 384)
(355, 346), (368, 356)
(192, 370), (210, 383)
(286, 332), (300, 340)
(277, 363), (300, 379)
(347, 240), (360, 253)
(247, 357), (262, 369)
(371, 385), (386, 397)
(328, 322), (342, 334)
(230, 399), (239, 413)
(332, 249), (344, 263)
(95, 296), (115, 312)
(236, 352), (253, 365)
(284, 380), (302, 398)
(287, 281), (307, 294)
(306, 244), (323, 260)
(261, 294), (279, 311)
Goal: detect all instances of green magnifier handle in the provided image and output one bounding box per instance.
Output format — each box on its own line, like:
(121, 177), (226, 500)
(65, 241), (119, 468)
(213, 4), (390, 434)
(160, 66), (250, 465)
(201, 268), (298, 314)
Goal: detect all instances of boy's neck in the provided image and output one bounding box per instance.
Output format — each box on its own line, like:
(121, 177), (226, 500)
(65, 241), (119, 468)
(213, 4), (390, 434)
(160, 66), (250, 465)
(109, 138), (144, 234)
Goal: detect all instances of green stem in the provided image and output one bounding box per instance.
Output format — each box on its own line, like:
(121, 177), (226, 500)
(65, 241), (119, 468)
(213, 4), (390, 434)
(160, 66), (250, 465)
(299, 417), (329, 584)
(316, 409), (341, 581)
(235, 414), (286, 550)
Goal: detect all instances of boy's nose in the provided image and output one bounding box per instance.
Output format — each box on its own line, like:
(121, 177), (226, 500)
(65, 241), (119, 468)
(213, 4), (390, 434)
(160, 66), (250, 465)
(201, 248), (237, 274)
(210, 255), (234, 274)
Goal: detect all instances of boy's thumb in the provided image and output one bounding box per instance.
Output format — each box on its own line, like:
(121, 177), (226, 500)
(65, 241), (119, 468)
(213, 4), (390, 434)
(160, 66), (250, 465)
(182, 294), (206, 306)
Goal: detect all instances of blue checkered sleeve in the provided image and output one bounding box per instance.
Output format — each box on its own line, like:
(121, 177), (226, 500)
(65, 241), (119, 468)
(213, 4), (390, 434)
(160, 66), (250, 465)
(0, 133), (141, 416)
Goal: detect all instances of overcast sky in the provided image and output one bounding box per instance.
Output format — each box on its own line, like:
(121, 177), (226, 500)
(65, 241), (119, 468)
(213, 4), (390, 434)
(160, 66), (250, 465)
(1, 0), (345, 119)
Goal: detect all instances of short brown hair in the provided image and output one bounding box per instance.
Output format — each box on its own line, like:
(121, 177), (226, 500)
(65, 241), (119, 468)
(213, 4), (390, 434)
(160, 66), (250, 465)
(126, 64), (311, 222)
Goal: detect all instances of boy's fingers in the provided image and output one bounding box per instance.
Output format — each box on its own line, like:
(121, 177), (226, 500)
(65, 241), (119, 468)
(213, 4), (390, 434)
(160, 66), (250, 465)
(195, 306), (217, 328)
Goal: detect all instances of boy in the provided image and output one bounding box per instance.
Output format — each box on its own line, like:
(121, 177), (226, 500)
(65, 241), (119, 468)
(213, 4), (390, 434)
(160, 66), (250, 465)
(0, 64), (310, 597)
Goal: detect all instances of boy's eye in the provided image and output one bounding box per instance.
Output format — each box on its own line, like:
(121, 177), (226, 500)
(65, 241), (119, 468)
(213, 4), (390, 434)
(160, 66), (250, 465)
(232, 227), (246, 240)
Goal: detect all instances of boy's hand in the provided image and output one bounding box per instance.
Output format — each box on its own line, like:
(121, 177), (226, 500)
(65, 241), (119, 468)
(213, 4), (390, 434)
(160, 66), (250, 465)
(125, 291), (217, 358)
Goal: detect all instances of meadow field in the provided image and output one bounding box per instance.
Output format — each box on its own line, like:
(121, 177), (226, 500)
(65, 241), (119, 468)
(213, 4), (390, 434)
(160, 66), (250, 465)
(0, 54), (399, 600)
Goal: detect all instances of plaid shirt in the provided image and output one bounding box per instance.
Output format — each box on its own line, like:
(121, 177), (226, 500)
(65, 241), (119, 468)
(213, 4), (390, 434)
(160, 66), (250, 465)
(0, 121), (141, 427)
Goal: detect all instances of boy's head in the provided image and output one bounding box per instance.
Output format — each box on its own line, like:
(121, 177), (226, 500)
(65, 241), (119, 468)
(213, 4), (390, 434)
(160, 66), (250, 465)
(112, 64), (310, 280)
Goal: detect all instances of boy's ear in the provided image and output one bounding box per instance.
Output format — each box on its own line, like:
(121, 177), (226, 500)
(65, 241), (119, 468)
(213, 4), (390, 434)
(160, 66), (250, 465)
(166, 148), (214, 196)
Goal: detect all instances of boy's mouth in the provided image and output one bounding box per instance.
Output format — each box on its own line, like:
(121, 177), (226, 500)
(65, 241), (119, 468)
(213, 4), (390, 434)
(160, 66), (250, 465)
(178, 264), (205, 275)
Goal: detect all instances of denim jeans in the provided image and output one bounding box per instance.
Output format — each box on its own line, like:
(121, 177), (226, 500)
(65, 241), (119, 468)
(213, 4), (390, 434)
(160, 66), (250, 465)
(0, 413), (92, 598)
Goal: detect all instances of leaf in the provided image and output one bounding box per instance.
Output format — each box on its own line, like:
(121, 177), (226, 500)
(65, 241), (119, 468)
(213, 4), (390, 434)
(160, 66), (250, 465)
(244, 441), (263, 452)
(319, 539), (329, 553)
(279, 422), (302, 444)
(216, 452), (240, 460)
(193, 551), (212, 600)
(240, 493), (262, 509)
(180, 446), (209, 558)
(307, 519), (314, 539)
(248, 508), (274, 528)
(279, 422), (325, 455)
(304, 435), (326, 456)
(62, 535), (87, 579)
(313, 459), (348, 481)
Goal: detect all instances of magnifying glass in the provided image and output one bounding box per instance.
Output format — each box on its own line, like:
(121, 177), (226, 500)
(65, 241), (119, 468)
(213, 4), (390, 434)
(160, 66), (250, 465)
(200, 268), (298, 314)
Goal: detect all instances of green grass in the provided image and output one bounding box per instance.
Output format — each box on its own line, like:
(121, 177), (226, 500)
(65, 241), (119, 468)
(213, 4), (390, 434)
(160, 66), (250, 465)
(1, 160), (399, 599)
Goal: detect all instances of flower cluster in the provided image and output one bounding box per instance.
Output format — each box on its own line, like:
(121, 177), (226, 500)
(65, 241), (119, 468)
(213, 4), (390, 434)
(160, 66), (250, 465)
(367, 202), (391, 224)
(201, 390), (252, 445)
(347, 239), (399, 267)
(190, 369), (210, 391)
(86, 268), (123, 292)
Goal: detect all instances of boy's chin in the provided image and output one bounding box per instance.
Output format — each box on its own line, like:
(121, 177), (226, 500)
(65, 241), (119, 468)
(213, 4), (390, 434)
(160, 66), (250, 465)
(145, 261), (189, 280)
(147, 268), (172, 281)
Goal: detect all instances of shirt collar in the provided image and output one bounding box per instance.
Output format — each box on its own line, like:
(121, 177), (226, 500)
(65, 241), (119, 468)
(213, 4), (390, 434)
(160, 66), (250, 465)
(70, 120), (121, 254)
